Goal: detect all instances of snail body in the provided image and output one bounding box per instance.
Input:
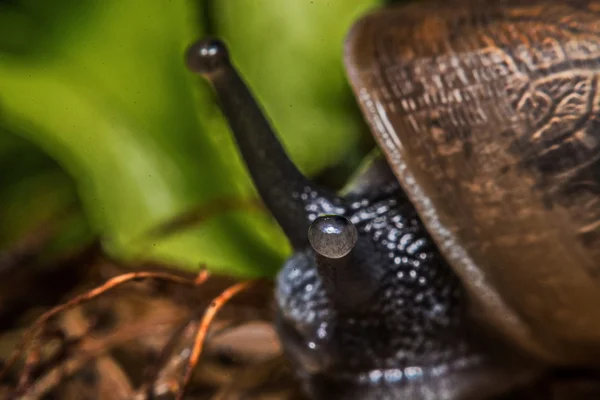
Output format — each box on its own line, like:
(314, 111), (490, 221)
(186, 0), (600, 398)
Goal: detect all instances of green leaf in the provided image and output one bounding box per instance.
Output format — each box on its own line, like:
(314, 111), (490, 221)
(0, 0), (382, 277)
(210, 0), (380, 177)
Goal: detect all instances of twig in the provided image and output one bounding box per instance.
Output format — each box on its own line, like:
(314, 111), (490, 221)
(177, 280), (255, 400)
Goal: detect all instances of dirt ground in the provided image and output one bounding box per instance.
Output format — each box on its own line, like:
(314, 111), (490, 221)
(0, 238), (303, 400)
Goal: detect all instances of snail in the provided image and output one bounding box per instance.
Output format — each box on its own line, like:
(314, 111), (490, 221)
(185, 0), (600, 399)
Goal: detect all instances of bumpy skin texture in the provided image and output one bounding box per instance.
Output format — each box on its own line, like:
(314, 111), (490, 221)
(345, 0), (600, 365)
(274, 176), (532, 399)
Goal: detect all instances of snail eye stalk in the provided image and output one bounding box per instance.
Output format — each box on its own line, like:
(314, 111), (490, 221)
(308, 215), (383, 310)
(186, 38), (338, 249)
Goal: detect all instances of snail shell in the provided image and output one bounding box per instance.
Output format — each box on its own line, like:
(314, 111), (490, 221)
(345, 0), (600, 364)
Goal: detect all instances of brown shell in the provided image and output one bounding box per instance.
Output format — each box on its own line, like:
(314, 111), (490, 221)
(344, 0), (600, 364)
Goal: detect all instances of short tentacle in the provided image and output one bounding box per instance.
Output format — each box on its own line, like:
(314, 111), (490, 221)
(308, 215), (385, 310)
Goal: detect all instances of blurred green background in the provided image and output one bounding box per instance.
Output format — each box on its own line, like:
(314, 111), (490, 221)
(0, 0), (401, 278)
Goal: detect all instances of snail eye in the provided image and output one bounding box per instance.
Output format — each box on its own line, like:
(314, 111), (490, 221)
(308, 215), (357, 259)
(185, 38), (230, 75)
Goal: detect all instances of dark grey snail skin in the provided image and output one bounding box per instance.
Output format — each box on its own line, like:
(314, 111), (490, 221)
(185, 39), (540, 399)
